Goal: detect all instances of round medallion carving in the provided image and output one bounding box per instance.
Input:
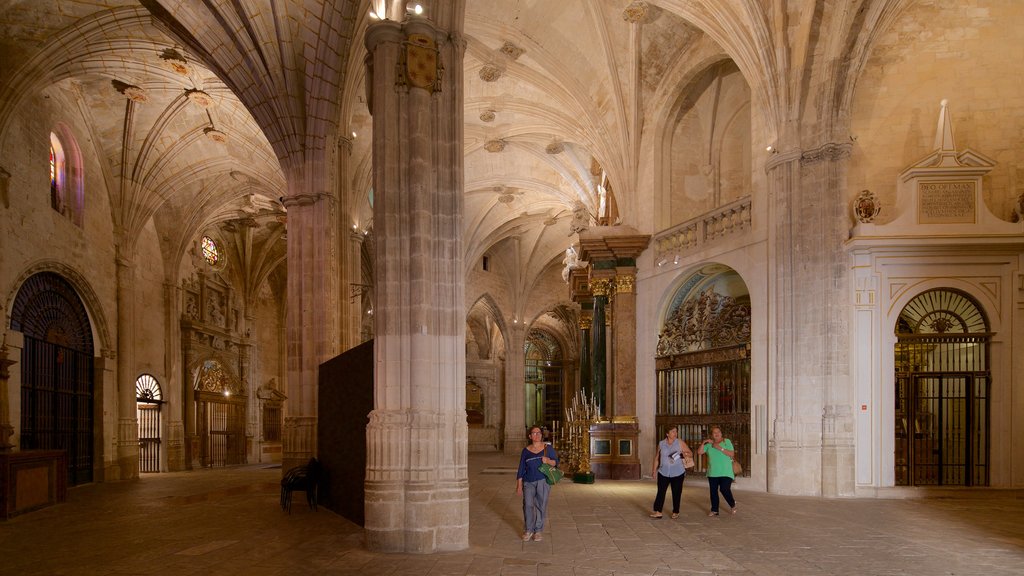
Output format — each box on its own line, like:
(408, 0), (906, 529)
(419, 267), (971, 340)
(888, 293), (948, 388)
(853, 189), (880, 223)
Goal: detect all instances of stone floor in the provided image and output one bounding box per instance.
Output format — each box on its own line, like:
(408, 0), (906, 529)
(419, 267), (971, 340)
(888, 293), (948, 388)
(1, 452), (1022, 575)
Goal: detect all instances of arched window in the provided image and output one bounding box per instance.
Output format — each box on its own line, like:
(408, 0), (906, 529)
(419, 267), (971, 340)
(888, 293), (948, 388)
(49, 132), (65, 213)
(201, 235), (219, 266)
(49, 127), (84, 226)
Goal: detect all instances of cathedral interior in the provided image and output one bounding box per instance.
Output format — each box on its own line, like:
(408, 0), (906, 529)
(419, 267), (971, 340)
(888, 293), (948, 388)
(1, 0), (1023, 556)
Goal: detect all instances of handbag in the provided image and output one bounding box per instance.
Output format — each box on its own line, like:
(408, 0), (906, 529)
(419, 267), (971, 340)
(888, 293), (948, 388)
(683, 454), (695, 469)
(731, 459), (743, 475)
(539, 446), (563, 485)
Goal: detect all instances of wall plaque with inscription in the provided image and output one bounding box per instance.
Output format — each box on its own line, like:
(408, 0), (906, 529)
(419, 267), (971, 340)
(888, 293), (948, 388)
(918, 181), (976, 224)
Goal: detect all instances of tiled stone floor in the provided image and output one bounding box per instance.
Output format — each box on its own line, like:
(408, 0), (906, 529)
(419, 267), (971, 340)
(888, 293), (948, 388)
(1, 453), (1022, 575)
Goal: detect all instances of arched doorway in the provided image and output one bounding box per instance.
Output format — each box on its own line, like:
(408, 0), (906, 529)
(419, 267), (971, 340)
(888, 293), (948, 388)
(525, 329), (564, 431)
(136, 374), (163, 473)
(894, 288), (990, 486)
(194, 359), (246, 467)
(10, 272), (95, 485)
(655, 265), (751, 476)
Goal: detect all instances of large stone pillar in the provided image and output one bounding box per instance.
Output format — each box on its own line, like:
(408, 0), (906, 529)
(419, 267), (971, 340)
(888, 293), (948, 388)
(503, 324), (527, 455)
(363, 13), (468, 553)
(163, 281), (185, 471)
(765, 143), (854, 496)
(280, 191), (338, 472)
(115, 255), (139, 480)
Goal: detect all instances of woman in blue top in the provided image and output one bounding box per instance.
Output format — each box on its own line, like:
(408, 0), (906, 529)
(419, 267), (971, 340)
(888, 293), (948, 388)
(697, 425), (737, 516)
(650, 426), (693, 519)
(516, 425), (559, 542)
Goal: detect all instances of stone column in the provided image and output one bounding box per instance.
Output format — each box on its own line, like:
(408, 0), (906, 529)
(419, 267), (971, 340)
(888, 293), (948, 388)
(115, 255), (139, 480)
(503, 323), (527, 455)
(163, 281), (185, 471)
(589, 278), (611, 417)
(280, 191), (338, 472)
(578, 312), (592, 400)
(363, 14), (468, 553)
(612, 270), (637, 417)
(0, 336), (16, 450)
(765, 143), (854, 496)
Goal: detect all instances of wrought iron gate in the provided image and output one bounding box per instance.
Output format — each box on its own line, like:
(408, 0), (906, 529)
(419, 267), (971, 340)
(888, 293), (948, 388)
(894, 289), (990, 486)
(10, 272), (95, 486)
(655, 344), (750, 476)
(136, 374), (163, 473)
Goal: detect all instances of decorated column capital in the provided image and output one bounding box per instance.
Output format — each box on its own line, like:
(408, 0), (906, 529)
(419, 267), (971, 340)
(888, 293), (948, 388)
(615, 274), (635, 294)
(589, 278), (611, 297)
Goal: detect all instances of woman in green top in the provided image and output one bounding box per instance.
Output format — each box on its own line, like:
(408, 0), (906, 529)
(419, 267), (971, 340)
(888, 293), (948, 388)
(697, 425), (737, 516)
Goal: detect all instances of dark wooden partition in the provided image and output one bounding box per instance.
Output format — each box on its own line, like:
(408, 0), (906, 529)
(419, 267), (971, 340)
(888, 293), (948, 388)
(317, 339), (373, 525)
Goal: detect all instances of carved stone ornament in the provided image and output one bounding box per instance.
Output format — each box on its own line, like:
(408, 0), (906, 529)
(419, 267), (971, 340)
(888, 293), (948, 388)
(484, 139), (506, 153)
(479, 109), (496, 122)
(159, 48), (191, 76)
(479, 65), (503, 82)
(656, 288), (751, 356)
(185, 88), (215, 108)
(123, 85), (148, 103)
(853, 189), (881, 224)
(500, 41), (525, 60)
(204, 127), (227, 143)
(545, 142), (565, 155)
(622, 1), (649, 23)
(497, 194), (515, 204)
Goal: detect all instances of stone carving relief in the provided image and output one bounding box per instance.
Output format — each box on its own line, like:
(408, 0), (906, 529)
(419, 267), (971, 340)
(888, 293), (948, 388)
(479, 109), (496, 122)
(854, 189), (881, 223)
(569, 201), (590, 235)
(499, 41), (525, 60)
(545, 142), (565, 155)
(479, 65), (503, 82)
(484, 139), (506, 153)
(622, 1), (649, 23)
(656, 288), (751, 356)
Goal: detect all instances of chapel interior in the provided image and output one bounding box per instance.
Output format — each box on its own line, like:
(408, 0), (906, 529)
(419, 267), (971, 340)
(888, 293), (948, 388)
(1, 0), (1022, 554)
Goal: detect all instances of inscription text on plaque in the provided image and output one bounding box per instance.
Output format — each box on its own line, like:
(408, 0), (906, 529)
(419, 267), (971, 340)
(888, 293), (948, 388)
(918, 181), (976, 224)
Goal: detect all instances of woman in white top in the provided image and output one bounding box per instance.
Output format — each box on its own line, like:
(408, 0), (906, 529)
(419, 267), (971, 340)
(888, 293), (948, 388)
(649, 426), (693, 519)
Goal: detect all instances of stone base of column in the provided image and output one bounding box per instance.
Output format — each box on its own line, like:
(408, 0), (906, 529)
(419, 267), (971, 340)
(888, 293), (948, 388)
(588, 420), (641, 480)
(365, 410), (469, 553)
(166, 421), (185, 472)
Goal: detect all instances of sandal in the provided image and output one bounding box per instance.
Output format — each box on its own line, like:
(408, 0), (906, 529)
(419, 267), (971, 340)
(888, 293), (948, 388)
(707, 511), (719, 517)
(649, 512), (663, 519)
(522, 532), (533, 541)
(731, 503), (738, 515)
(670, 513), (679, 519)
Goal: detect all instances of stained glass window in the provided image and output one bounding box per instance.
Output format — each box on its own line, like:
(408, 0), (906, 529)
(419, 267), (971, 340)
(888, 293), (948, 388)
(201, 236), (219, 265)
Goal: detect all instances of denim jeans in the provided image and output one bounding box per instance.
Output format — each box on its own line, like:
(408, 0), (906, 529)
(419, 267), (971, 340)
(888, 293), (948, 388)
(708, 476), (735, 513)
(522, 479), (551, 533)
(653, 473), (685, 514)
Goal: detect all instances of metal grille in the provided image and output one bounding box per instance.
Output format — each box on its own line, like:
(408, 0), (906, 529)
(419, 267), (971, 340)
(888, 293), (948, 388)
(895, 335), (989, 486)
(655, 344), (750, 476)
(198, 398), (246, 467)
(262, 405), (281, 441)
(137, 403), (161, 472)
(20, 337), (94, 485)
